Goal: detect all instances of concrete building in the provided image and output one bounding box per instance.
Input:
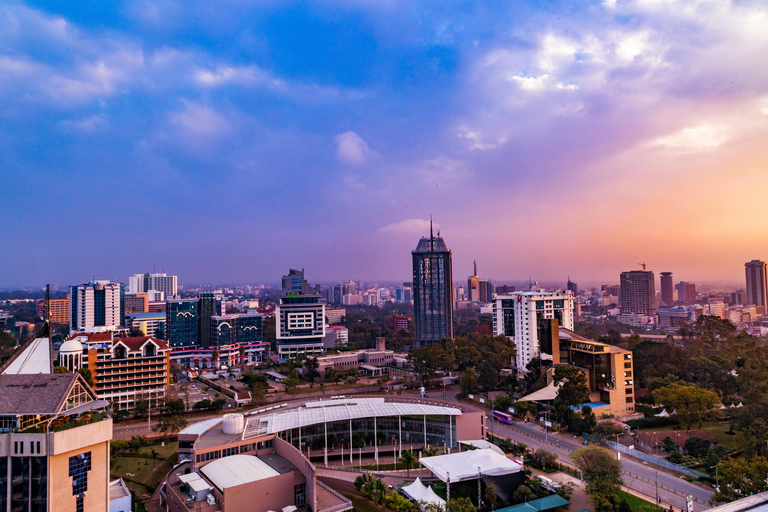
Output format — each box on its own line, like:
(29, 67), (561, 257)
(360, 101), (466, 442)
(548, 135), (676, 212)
(276, 270), (325, 361)
(412, 223), (453, 346)
(313, 339), (392, 378)
(619, 270), (657, 316)
(324, 307), (346, 325)
(109, 479), (131, 512)
(70, 281), (125, 333)
(128, 272), (177, 297)
(322, 325), (349, 349)
(124, 293), (149, 314)
(62, 333), (171, 411)
(198, 290), (223, 349)
(393, 315), (411, 334)
(41, 295), (70, 325)
(746, 260), (768, 308)
(658, 306), (697, 329)
(659, 272), (673, 307)
(0, 372), (112, 512)
(166, 298), (199, 348)
(170, 342), (268, 370)
(125, 312), (166, 338)
(492, 291), (575, 372)
(675, 281), (697, 305)
(210, 313), (263, 347)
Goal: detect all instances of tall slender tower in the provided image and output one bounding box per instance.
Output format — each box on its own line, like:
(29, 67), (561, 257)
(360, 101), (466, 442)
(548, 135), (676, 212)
(745, 260), (768, 308)
(660, 272), (673, 307)
(412, 220), (453, 346)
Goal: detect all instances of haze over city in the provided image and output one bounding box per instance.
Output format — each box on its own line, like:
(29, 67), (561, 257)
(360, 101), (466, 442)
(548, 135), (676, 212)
(2, 0), (768, 287)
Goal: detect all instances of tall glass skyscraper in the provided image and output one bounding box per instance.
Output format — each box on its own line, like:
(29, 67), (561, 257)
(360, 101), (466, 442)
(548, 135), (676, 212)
(412, 223), (453, 346)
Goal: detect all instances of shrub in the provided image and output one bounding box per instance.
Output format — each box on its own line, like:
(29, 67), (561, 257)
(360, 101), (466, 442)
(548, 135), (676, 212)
(625, 416), (677, 429)
(667, 451), (684, 464)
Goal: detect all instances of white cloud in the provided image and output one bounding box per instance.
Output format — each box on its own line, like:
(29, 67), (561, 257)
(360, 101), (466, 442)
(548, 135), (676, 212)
(170, 102), (230, 138)
(651, 123), (732, 151)
(195, 65), (269, 87)
(457, 127), (507, 150)
(333, 131), (377, 165)
(759, 97), (768, 115)
(378, 218), (438, 234)
(509, 74), (550, 91)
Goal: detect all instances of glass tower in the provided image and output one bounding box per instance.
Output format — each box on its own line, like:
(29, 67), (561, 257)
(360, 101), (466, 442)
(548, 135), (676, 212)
(412, 222), (453, 346)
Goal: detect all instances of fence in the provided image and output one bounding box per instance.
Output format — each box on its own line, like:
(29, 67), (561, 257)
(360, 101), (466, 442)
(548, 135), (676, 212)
(581, 433), (707, 479)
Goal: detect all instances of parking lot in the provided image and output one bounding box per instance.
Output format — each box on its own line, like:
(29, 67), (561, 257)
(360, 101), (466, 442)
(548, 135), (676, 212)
(169, 376), (239, 411)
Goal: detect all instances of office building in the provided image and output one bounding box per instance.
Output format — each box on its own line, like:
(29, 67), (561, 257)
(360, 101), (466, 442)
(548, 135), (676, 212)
(61, 332), (171, 411)
(38, 295), (70, 325)
(659, 272), (673, 307)
(0, 372), (112, 512)
(170, 342), (268, 370)
(276, 269), (325, 360)
(492, 291), (575, 371)
(467, 261), (493, 303)
(210, 313), (263, 347)
(125, 311), (166, 338)
(566, 278), (578, 296)
(198, 290), (223, 348)
(393, 315), (411, 334)
(128, 272), (178, 297)
(166, 298), (199, 348)
(658, 306), (698, 329)
(324, 307), (346, 325)
(619, 270), (657, 316)
(746, 260), (768, 308)
(322, 325), (349, 349)
(675, 281), (697, 305)
(125, 293), (149, 314)
(70, 281), (125, 332)
(731, 290), (748, 305)
(412, 223), (453, 346)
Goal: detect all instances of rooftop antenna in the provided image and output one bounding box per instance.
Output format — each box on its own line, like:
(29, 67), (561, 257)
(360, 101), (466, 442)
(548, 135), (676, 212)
(430, 215), (433, 239)
(638, 262), (647, 271)
(474, 260), (478, 277)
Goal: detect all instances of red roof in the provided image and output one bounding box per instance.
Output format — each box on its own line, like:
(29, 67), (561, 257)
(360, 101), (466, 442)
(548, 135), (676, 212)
(636, 430), (718, 447)
(114, 336), (170, 352)
(67, 332), (113, 342)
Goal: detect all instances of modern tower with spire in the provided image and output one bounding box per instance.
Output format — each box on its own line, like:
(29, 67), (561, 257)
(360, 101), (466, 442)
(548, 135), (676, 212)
(412, 219), (454, 346)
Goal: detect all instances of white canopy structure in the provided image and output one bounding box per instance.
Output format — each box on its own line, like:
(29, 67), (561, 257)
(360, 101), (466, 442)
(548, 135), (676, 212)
(419, 448), (523, 483)
(458, 439), (505, 455)
(400, 478), (446, 509)
(655, 409), (670, 417)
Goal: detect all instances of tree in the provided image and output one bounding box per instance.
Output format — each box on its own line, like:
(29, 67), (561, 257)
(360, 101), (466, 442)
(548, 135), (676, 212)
(493, 395), (512, 412)
(398, 449), (417, 477)
(512, 400), (538, 418)
(534, 448), (557, 470)
(667, 451), (683, 464)
(580, 405), (597, 434)
(354, 472), (374, 492)
(409, 345), (442, 388)
(483, 483), (498, 510)
(460, 368), (478, 397)
(512, 485), (535, 504)
(594, 422), (624, 441)
(251, 383), (267, 405)
(284, 368), (300, 393)
(447, 497), (477, 512)
(387, 491), (417, 512)
(553, 366), (591, 431)
(304, 356), (320, 383)
(570, 446), (623, 512)
(662, 436), (677, 454)
(477, 360), (498, 397)
(78, 367), (95, 388)
(164, 399), (185, 414)
(153, 416), (188, 437)
(362, 476), (388, 505)
(211, 350), (220, 369)
(134, 399), (149, 418)
(712, 457), (768, 503)
(652, 383), (720, 429)
(239, 345), (247, 369)
(684, 436), (709, 458)
(53, 365), (70, 373)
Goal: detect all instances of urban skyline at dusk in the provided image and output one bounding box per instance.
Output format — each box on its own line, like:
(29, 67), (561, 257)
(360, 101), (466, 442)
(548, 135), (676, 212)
(2, 1), (768, 287)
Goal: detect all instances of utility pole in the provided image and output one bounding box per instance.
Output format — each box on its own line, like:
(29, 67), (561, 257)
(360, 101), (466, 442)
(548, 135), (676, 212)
(655, 471), (659, 511)
(477, 467), (482, 510)
(447, 472), (450, 506)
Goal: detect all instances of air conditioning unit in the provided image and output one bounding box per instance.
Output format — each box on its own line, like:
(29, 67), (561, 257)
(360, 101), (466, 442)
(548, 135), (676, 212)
(207, 494), (217, 505)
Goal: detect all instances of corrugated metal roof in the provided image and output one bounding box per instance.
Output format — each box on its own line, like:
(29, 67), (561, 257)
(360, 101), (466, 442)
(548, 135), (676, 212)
(244, 399), (461, 439)
(199, 455), (280, 490)
(179, 417), (222, 436)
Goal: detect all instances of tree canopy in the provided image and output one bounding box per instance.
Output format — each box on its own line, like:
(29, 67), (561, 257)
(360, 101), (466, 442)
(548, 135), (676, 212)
(570, 445), (623, 512)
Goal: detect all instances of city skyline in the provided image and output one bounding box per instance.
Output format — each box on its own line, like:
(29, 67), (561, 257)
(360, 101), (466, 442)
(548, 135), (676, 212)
(2, 1), (768, 287)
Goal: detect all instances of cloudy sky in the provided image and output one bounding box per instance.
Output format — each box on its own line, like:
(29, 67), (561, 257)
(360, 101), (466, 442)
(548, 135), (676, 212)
(2, 0), (767, 288)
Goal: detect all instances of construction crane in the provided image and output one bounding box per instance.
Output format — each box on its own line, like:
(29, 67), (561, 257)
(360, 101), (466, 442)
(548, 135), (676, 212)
(638, 262), (646, 271)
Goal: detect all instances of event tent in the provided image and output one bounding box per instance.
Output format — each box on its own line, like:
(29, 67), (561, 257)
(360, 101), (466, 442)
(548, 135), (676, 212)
(400, 478), (446, 509)
(419, 448), (523, 482)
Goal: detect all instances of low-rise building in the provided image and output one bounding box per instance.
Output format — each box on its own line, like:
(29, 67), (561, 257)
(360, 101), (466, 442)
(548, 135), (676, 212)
(62, 333), (171, 411)
(322, 325), (349, 349)
(210, 313), (263, 346)
(125, 311), (166, 338)
(635, 430), (718, 455)
(170, 342), (269, 370)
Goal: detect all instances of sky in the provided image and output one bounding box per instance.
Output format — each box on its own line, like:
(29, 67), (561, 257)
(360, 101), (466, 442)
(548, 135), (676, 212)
(2, 0), (768, 288)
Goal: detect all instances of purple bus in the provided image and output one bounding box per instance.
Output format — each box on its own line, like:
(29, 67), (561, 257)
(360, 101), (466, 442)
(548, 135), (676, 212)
(492, 410), (514, 424)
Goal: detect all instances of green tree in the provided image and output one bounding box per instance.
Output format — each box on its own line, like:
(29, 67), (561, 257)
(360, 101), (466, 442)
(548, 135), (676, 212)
(153, 416), (188, 437)
(493, 395), (512, 412)
(652, 383), (720, 429)
(53, 365), (70, 373)
(534, 448), (557, 470)
(354, 472), (374, 492)
(134, 399), (149, 418)
(512, 485), (534, 504)
(387, 491), (417, 512)
(483, 483), (498, 510)
(738, 418), (768, 457)
(553, 366), (591, 431)
(398, 449), (417, 477)
(684, 436), (709, 458)
(460, 368), (478, 397)
(477, 360), (498, 398)
(662, 436), (677, 453)
(570, 446), (623, 512)
(304, 356), (320, 383)
(284, 368), (300, 393)
(211, 350), (219, 369)
(447, 497), (477, 512)
(164, 399), (185, 414)
(78, 367), (95, 388)
(580, 405), (597, 434)
(713, 457), (768, 503)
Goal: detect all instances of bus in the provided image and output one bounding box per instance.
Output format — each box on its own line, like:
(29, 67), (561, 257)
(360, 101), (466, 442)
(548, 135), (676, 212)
(492, 410), (514, 424)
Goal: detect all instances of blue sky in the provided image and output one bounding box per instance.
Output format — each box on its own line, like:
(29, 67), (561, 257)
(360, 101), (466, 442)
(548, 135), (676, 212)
(2, 0), (768, 287)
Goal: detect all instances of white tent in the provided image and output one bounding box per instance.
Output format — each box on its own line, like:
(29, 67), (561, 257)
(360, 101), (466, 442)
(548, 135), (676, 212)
(655, 409), (670, 417)
(401, 478), (446, 509)
(419, 449), (523, 483)
(459, 440), (505, 455)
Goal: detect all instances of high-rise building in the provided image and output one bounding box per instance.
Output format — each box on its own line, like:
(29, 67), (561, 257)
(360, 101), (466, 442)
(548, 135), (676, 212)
(166, 298), (199, 348)
(70, 281), (125, 333)
(412, 223), (453, 346)
(125, 293), (149, 314)
(745, 260), (768, 308)
(210, 313), (263, 346)
(566, 278), (578, 296)
(467, 261), (493, 303)
(45, 295), (70, 325)
(276, 269), (325, 360)
(675, 282), (697, 305)
(128, 272), (178, 297)
(619, 271), (657, 316)
(393, 315), (411, 334)
(660, 272), (674, 307)
(198, 290), (222, 348)
(492, 291), (575, 371)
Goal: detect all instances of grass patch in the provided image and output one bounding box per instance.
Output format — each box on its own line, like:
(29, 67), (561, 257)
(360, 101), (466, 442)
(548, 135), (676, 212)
(340, 492), (393, 512)
(617, 490), (657, 512)
(637, 422), (739, 450)
(111, 441), (179, 499)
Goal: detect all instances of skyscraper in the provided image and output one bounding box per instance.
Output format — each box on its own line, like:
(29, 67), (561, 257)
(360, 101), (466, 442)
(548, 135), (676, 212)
(619, 270), (657, 316)
(276, 269), (325, 360)
(745, 260), (768, 308)
(660, 272), (673, 307)
(675, 281), (697, 305)
(166, 298), (199, 348)
(198, 290), (222, 348)
(412, 222), (453, 346)
(567, 277), (578, 296)
(128, 272), (178, 297)
(70, 281), (124, 332)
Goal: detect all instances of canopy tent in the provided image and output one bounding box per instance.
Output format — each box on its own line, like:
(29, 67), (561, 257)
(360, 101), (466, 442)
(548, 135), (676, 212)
(517, 382), (560, 402)
(400, 478), (446, 509)
(419, 448), (523, 483)
(494, 495), (569, 512)
(655, 409), (670, 417)
(459, 440), (505, 455)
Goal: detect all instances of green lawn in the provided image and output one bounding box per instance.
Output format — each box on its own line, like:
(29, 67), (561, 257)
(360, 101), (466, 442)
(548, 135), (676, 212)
(111, 441), (179, 499)
(341, 492), (394, 512)
(617, 490), (657, 512)
(638, 422), (738, 449)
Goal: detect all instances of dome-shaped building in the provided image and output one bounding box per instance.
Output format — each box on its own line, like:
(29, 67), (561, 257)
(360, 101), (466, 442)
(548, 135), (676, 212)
(58, 338), (84, 371)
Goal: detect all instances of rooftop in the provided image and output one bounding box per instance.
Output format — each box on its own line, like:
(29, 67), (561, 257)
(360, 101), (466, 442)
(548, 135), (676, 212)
(109, 479), (130, 500)
(199, 454), (282, 490)
(1, 337), (51, 375)
(413, 236), (449, 253)
(0, 373), (83, 415)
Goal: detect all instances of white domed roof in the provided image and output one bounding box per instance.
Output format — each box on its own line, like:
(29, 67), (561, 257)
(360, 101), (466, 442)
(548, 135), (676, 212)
(59, 339), (84, 353)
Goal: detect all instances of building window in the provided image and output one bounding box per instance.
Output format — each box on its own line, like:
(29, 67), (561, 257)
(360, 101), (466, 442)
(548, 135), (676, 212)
(626, 388), (633, 395)
(295, 483), (306, 506)
(69, 452), (92, 496)
(624, 362), (631, 368)
(626, 397), (633, 403)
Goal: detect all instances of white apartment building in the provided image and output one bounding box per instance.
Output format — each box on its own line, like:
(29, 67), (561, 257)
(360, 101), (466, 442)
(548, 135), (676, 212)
(128, 272), (178, 297)
(492, 291), (574, 372)
(70, 281), (123, 333)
